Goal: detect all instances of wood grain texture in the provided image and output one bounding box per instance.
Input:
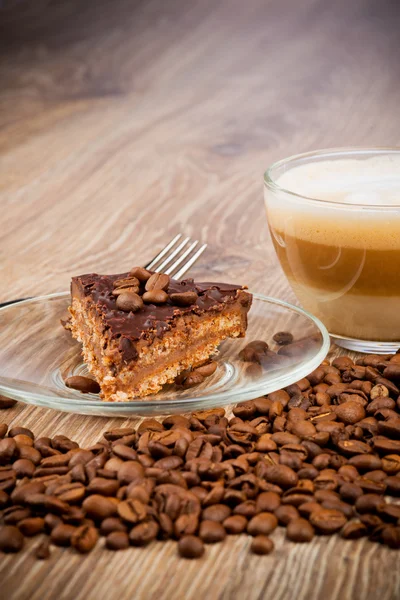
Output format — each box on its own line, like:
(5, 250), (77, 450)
(1, 0), (400, 598)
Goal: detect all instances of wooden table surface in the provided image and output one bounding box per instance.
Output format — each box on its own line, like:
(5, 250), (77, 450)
(1, 0), (400, 598)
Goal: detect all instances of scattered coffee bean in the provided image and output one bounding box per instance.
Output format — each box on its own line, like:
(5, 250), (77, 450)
(129, 267), (152, 282)
(116, 292), (143, 313)
(194, 361), (218, 378)
(199, 520), (226, 543)
(223, 515), (248, 534)
(170, 291), (198, 306)
(71, 525), (99, 553)
(129, 521), (159, 546)
(50, 524), (76, 546)
(3, 351), (400, 561)
(142, 289), (169, 305)
(35, 538), (51, 559)
(286, 518), (315, 542)
(106, 531), (130, 550)
(65, 376), (100, 394)
(178, 535), (204, 559)
(273, 332), (294, 346)
(0, 525), (24, 552)
(250, 535), (274, 555)
(310, 509), (347, 534)
(247, 513), (278, 536)
(0, 395), (17, 409)
(145, 273), (170, 292)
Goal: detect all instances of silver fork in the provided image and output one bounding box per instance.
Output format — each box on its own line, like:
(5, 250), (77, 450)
(145, 234), (207, 280)
(0, 235), (207, 308)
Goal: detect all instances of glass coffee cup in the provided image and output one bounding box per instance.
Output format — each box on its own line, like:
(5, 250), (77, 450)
(264, 148), (400, 353)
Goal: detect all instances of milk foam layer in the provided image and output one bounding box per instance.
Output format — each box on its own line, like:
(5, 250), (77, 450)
(266, 155), (400, 250)
(277, 155), (400, 205)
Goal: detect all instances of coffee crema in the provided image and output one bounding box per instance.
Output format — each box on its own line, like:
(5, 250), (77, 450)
(266, 155), (400, 341)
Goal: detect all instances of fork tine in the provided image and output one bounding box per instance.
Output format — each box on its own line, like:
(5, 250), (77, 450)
(164, 241), (199, 276)
(145, 234), (182, 270)
(171, 243), (207, 279)
(155, 237), (191, 272)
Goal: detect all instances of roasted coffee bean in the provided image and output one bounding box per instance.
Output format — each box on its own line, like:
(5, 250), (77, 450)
(310, 509), (347, 534)
(174, 514), (199, 537)
(0, 438), (17, 464)
(256, 491), (281, 513)
(356, 477), (386, 494)
(377, 503), (400, 522)
(286, 518), (315, 542)
(194, 361), (217, 378)
(341, 520), (368, 539)
(297, 501), (323, 518)
(118, 499), (147, 523)
(129, 267), (151, 282)
(199, 520), (226, 543)
(332, 357), (354, 371)
(335, 402), (366, 425)
(106, 530), (130, 550)
(0, 395), (17, 409)
(223, 514), (248, 534)
(71, 525), (99, 553)
(250, 535), (274, 555)
(272, 504), (298, 525)
(44, 513), (62, 532)
(382, 454), (400, 474)
(12, 459), (35, 478)
(320, 499), (353, 519)
(202, 504), (231, 523)
(142, 289), (169, 305)
(381, 526), (400, 549)
(18, 517), (45, 537)
(104, 428), (136, 441)
(264, 464), (298, 488)
(35, 538), (51, 559)
(359, 514), (384, 531)
(50, 524), (77, 546)
(117, 461), (144, 485)
(100, 517), (127, 536)
(233, 501), (257, 518)
(384, 476), (400, 495)
(82, 495), (118, 520)
(3, 506), (31, 524)
(129, 521), (159, 546)
(0, 525), (24, 552)
(170, 291), (199, 306)
(145, 272), (170, 292)
(233, 401), (257, 420)
(113, 275), (140, 290)
(0, 490), (9, 508)
(177, 371), (205, 388)
(273, 331), (293, 345)
(87, 477), (120, 496)
(116, 291), (143, 313)
(339, 482), (363, 504)
(178, 535), (204, 559)
(65, 376), (100, 394)
(247, 513), (278, 536)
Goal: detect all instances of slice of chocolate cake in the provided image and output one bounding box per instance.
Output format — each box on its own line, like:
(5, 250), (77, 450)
(67, 267), (252, 401)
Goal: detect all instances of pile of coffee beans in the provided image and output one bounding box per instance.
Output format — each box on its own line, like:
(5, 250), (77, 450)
(1, 352), (400, 559)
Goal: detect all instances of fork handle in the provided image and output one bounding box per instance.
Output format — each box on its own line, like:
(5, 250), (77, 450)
(0, 298), (30, 308)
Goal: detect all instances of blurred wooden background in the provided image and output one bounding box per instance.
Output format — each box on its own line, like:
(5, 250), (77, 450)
(1, 1), (400, 599)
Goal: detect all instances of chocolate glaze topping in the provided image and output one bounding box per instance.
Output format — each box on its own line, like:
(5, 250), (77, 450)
(71, 272), (251, 360)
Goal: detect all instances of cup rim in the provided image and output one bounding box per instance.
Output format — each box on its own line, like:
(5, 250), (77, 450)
(264, 146), (400, 208)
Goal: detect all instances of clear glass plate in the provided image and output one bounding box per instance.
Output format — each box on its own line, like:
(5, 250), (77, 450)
(0, 292), (330, 416)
